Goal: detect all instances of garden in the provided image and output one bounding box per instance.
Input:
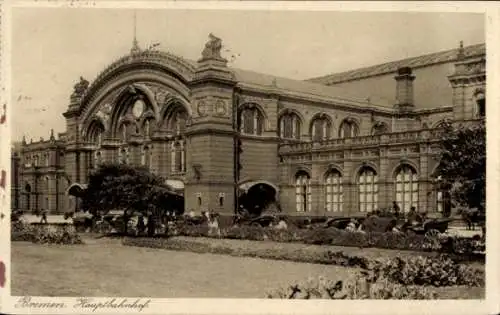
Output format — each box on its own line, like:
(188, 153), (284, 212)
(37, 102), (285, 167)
(11, 121), (486, 299)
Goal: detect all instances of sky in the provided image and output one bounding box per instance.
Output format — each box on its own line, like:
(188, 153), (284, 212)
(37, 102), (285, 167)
(11, 8), (485, 142)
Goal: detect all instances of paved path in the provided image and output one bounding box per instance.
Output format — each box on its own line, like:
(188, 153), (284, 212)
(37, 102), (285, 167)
(19, 214), (71, 224)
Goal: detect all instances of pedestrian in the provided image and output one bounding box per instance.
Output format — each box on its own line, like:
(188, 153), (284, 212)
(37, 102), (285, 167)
(392, 201), (400, 218)
(147, 215), (156, 237)
(136, 215), (145, 236)
(40, 209), (48, 224)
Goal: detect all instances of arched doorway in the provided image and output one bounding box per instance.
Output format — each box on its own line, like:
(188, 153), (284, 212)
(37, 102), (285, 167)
(238, 180), (280, 217)
(66, 183), (88, 213)
(164, 179), (185, 215)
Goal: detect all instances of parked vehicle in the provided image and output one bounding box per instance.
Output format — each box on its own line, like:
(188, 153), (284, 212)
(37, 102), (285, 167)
(402, 217), (453, 237)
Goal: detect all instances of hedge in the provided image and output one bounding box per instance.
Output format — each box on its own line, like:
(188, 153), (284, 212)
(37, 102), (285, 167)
(174, 224), (483, 256)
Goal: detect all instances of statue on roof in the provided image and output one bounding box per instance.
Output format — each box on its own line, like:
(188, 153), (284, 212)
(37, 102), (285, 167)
(72, 76), (90, 99)
(201, 33), (223, 61)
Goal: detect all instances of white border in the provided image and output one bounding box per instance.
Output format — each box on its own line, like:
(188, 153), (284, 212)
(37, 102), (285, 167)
(1, 1), (499, 315)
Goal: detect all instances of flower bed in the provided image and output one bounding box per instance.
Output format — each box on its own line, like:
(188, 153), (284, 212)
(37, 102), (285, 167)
(123, 236), (484, 287)
(266, 275), (438, 299)
(11, 222), (84, 245)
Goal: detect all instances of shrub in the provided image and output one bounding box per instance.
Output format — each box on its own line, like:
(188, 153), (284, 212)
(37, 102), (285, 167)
(370, 255), (484, 287)
(266, 275), (437, 299)
(32, 225), (84, 245)
(11, 221), (36, 242)
(12, 223), (83, 245)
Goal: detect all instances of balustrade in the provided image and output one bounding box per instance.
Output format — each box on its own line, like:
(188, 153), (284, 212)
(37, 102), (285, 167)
(279, 129), (442, 154)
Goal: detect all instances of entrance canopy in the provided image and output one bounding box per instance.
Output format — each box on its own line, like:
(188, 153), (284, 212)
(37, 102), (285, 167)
(66, 183), (88, 197)
(165, 180), (185, 194)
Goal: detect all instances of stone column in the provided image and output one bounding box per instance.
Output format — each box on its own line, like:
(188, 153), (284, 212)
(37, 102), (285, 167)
(378, 135), (391, 210)
(342, 147), (354, 214)
(311, 159), (322, 216)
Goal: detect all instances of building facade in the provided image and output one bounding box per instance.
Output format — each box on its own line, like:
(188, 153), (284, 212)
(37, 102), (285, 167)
(11, 37), (486, 216)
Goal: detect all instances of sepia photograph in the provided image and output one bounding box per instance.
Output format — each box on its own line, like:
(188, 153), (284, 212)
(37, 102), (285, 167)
(6, 3), (490, 308)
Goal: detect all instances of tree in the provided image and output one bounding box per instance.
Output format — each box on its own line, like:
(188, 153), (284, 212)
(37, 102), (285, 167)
(81, 163), (184, 231)
(433, 120), (485, 212)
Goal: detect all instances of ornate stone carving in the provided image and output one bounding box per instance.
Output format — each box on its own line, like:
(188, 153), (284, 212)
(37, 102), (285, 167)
(201, 33), (224, 61)
(465, 61), (486, 73)
(71, 76), (89, 99)
(154, 90), (171, 106)
(214, 100), (227, 116)
(95, 103), (112, 126)
(197, 100), (209, 117)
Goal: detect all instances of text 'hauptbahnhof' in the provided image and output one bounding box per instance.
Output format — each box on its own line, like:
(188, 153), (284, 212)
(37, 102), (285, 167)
(11, 35), (485, 217)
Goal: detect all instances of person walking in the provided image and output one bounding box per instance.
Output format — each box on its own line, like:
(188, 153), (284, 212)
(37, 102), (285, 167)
(136, 215), (145, 236)
(40, 209), (48, 224)
(392, 201), (401, 218)
(147, 215), (156, 237)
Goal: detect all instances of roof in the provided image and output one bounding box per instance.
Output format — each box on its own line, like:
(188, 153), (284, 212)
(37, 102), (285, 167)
(307, 43), (486, 85)
(83, 48), (394, 110)
(232, 68), (394, 109)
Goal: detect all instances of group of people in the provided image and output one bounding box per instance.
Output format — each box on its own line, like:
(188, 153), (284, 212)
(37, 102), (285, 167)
(133, 214), (157, 237)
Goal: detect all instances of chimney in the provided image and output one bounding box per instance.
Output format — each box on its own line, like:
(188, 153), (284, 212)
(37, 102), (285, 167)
(394, 66), (415, 111)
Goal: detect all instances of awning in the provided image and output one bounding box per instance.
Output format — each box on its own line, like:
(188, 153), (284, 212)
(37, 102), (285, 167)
(165, 180), (185, 190)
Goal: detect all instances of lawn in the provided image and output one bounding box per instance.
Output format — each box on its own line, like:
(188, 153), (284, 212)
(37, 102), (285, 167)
(11, 238), (484, 299)
(11, 239), (358, 298)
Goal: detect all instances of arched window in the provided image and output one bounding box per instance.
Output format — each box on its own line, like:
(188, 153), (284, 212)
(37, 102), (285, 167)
(371, 123), (388, 135)
(358, 167), (378, 212)
(310, 116), (331, 141)
(325, 170), (343, 212)
(88, 121), (105, 145)
(339, 119), (359, 138)
(279, 113), (301, 139)
(295, 171), (311, 212)
(394, 165), (418, 213)
(171, 141), (185, 173)
(45, 153), (50, 167)
(163, 104), (188, 136)
(240, 106), (264, 135)
(33, 155), (39, 167)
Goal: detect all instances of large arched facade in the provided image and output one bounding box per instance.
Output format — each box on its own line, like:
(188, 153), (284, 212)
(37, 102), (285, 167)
(15, 40), (483, 216)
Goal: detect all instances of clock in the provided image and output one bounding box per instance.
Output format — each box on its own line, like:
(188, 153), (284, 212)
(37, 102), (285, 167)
(132, 99), (145, 118)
